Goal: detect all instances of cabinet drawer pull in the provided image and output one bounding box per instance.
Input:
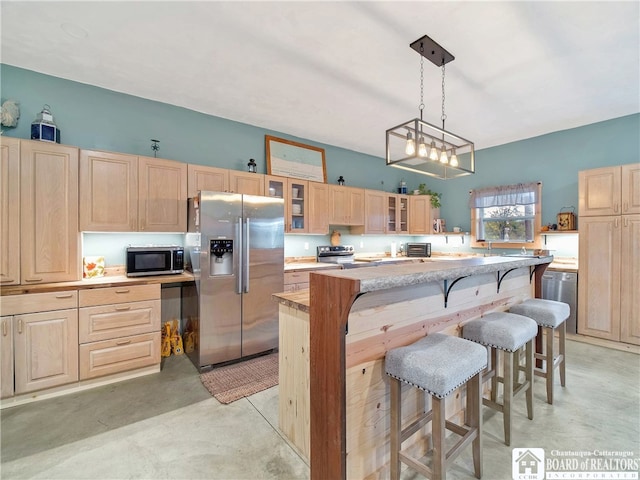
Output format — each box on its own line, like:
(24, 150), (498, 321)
(17, 319), (23, 334)
(24, 278), (44, 283)
(116, 339), (132, 346)
(115, 306), (131, 311)
(0, 277), (16, 284)
(115, 289), (130, 294)
(55, 294), (73, 299)
(2, 320), (7, 336)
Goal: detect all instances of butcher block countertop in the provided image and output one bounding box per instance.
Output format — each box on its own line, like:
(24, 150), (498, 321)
(0, 269), (195, 296)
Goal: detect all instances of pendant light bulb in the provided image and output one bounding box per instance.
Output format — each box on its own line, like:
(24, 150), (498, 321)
(405, 131), (415, 156)
(429, 140), (439, 160)
(418, 136), (427, 157)
(439, 147), (449, 164)
(450, 149), (458, 167)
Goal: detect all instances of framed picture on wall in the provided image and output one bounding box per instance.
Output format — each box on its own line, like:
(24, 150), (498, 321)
(265, 135), (327, 183)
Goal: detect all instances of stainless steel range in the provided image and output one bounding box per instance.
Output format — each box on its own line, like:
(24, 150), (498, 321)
(316, 245), (355, 264)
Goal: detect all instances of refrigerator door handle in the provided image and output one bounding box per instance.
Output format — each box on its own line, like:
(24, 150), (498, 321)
(244, 217), (250, 293)
(236, 217), (243, 294)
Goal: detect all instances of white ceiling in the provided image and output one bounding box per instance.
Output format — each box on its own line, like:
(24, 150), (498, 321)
(2, 1), (639, 157)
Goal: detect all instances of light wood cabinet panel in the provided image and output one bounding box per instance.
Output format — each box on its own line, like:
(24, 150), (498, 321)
(20, 140), (80, 284)
(187, 164), (229, 198)
(13, 308), (79, 394)
(362, 190), (386, 234)
(79, 332), (160, 380)
(79, 284), (160, 307)
(308, 182), (329, 235)
(0, 138), (20, 286)
(389, 194), (409, 234)
(138, 156), (187, 232)
(409, 195), (433, 234)
(1, 290), (78, 316)
(620, 214), (640, 345)
(577, 216), (621, 341)
(1, 316), (14, 398)
(79, 150), (138, 231)
(329, 186), (365, 225)
(229, 170), (264, 195)
(79, 299), (161, 343)
(622, 163), (640, 214)
(579, 163), (640, 217)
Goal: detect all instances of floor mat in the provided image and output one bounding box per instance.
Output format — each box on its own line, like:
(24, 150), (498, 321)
(199, 353), (278, 404)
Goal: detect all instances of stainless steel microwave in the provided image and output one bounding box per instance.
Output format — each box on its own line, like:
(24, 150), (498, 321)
(126, 246), (184, 277)
(405, 243), (431, 257)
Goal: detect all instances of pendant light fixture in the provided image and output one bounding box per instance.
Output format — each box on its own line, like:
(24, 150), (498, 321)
(386, 34), (475, 179)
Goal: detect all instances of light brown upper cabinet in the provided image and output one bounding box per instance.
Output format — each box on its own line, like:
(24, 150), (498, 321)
(80, 151), (187, 232)
(21, 140), (80, 284)
(79, 150), (138, 231)
(187, 164), (229, 198)
(388, 194), (409, 234)
(354, 190), (386, 234)
(409, 195), (433, 234)
(579, 163), (640, 216)
(229, 170), (264, 196)
(138, 156), (187, 232)
(307, 181), (329, 234)
(0, 138), (21, 286)
(329, 186), (365, 226)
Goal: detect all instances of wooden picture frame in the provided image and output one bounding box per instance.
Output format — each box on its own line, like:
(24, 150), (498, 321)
(265, 135), (327, 183)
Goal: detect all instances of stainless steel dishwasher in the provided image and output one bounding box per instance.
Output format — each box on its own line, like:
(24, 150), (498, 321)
(541, 270), (578, 333)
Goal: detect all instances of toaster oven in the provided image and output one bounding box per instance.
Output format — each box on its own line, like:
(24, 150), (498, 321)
(405, 242), (431, 257)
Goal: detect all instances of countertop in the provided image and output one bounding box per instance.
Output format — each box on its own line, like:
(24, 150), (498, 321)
(0, 271), (195, 296)
(275, 255), (554, 310)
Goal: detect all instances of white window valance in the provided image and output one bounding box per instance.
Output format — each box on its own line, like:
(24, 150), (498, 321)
(469, 182), (540, 208)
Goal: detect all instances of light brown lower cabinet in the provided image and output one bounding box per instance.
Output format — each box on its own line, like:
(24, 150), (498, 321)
(1, 290), (79, 399)
(79, 332), (160, 380)
(78, 284), (161, 380)
(578, 214), (640, 344)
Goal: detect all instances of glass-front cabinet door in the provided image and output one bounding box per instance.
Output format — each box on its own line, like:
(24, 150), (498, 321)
(288, 179), (308, 233)
(387, 194), (409, 233)
(265, 175), (285, 199)
(398, 196), (409, 233)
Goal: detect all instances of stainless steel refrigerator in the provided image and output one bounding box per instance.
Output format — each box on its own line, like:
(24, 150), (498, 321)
(184, 191), (284, 370)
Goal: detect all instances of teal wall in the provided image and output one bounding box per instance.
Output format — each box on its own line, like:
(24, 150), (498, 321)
(2, 64), (638, 262)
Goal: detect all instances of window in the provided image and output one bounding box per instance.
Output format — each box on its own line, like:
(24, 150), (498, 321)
(470, 182), (542, 249)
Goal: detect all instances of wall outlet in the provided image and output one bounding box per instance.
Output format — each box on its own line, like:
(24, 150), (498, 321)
(360, 241), (364, 248)
(304, 242), (309, 250)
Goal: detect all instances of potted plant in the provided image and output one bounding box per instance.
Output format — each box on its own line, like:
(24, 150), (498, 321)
(417, 183), (442, 209)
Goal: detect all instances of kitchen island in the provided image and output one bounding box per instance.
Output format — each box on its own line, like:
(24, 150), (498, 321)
(273, 255), (552, 480)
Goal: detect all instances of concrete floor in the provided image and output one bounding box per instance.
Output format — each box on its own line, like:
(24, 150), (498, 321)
(1, 339), (638, 479)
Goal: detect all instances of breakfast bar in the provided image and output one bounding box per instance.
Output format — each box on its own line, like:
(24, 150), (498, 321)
(274, 255), (552, 479)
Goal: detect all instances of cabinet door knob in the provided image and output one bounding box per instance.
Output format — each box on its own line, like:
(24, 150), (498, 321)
(2, 320), (7, 336)
(17, 319), (23, 334)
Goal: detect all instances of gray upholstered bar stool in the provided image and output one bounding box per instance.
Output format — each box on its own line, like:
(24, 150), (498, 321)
(461, 312), (538, 446)
(509, 298), (570, 404)
(385, 333), (487, 480)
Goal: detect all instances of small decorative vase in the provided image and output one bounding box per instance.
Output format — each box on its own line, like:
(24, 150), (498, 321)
(330, 230), (341, 246)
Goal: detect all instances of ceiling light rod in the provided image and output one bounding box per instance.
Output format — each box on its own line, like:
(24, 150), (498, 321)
(385, 34), (475, 180)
